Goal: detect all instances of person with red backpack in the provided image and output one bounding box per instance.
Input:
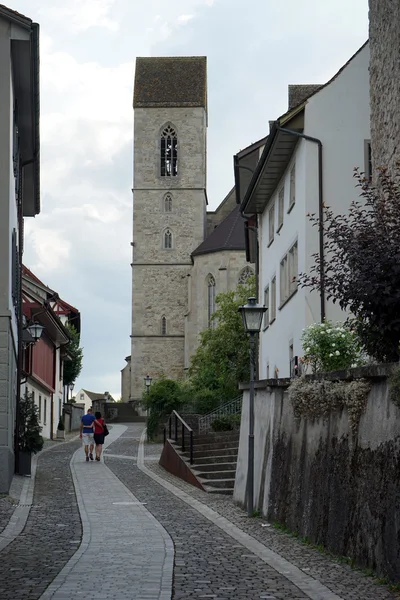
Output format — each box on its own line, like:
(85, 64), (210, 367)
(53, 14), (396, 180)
(93, 411), (109, 461)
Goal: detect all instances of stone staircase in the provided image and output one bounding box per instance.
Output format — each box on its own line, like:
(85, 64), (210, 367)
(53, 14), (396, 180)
(179, 430), (240, 495)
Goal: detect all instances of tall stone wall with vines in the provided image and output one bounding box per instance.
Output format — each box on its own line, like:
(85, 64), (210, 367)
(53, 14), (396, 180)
(234, 364), (400, 581)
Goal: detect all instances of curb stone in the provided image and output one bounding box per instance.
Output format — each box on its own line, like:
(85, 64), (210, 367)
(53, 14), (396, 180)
(137, 428), (344, 600)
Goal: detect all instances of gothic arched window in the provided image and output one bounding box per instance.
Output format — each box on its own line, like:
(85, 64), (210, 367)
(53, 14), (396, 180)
(163, 229), (173, 250)
(160, 125), (178, 177)
(207, 274), (216, 327)
(238, 266), (254, 285)
(161, 316), (167, 336)
(164, 193), (172, 212)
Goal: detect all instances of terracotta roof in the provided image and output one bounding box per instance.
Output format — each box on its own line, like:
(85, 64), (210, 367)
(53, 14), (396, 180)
(192, 205), (245, 257)
(134, 57), (207, 109)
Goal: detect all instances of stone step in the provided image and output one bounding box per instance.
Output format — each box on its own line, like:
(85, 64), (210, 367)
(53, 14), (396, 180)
(194, 469), (236, 480)
(199, 477), (236, 490)
(186, 447), (239, 459)
(205, 487), (234, 495)
(192, 440), (240, 452)
(192, 454), (238, 465)
(193, 461), (237, 472)
(194, 431), (240, 444)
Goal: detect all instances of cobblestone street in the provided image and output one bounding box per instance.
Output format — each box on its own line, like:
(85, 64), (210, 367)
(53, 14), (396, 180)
(0, 423), (398, 600)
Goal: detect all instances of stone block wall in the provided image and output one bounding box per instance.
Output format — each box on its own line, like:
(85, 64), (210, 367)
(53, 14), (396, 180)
(235, 365), (400, 580)
(0, 317), (17, 493)
(369, 0), (400, 175)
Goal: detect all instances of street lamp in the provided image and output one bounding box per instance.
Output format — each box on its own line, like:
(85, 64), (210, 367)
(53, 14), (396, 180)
(69, 383), (74, 401)
(144, 374), (152, 394)
(238, 297), (267, 517)
(25, 321), (45, 342)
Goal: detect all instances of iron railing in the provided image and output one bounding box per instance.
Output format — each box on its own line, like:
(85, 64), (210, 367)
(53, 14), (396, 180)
(164, 410), (194, 464)
(198, 395), (242, 435)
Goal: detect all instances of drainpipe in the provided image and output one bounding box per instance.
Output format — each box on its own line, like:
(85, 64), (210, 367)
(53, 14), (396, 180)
(276, 127), (325, 322)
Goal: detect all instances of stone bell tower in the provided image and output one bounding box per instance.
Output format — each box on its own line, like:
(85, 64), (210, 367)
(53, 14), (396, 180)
(130, 57), (208, 400)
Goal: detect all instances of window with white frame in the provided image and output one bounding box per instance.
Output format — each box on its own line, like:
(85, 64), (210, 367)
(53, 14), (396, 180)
(280, 241), (298, 306)
(207, 274), (216, 327)
(289, 163), (296, 210)
(263, 286), (269, 329)
(160, 125), (178, 177)
(268, 204), (275, 244)
(161, 315), (167, 335)
(163, 229), (173, 249)
(270, 277), (276, 322)
(278, 187), (284, 229)
(164, 193), (172, 212)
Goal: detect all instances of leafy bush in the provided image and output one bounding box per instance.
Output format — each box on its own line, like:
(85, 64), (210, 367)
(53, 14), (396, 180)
(57, 416), (65, 431)
(211, 414), (241, 432)
(300, 167), (400, 363)
(193, 388), (221, 415)
(141, 377), (186, 440)
(301, 321), (363, 373)
(18, 392), (44, 454)
(288, 376), (371, 434)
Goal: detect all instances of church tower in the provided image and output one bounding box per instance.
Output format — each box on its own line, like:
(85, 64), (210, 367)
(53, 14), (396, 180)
(130, 57), (207, 400)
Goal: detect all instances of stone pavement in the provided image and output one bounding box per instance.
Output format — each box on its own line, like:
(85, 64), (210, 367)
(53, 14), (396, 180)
(0, 422), (399, 600)
(39, 424), (173, 600)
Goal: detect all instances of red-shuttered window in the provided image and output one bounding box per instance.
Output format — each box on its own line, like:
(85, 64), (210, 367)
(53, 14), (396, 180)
(32, 334), (55, 391)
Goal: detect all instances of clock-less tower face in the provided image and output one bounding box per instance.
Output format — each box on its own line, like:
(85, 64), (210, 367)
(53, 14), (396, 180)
(130, 57), (208, 400)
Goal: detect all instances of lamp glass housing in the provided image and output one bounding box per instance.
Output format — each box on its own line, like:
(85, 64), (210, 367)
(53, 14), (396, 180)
(238, 297), (267, 334)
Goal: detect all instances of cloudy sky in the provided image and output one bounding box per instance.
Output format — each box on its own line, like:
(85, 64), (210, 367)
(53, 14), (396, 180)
(13, 0), (368, 398)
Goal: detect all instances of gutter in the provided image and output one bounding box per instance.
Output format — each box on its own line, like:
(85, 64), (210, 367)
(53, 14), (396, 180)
(31, 23), (40, 215)
(276, 126), (325, 322)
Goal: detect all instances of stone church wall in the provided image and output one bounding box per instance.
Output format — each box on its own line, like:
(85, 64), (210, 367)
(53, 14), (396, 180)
(369, 0), (400, 175)
(184, 250), (253, 368)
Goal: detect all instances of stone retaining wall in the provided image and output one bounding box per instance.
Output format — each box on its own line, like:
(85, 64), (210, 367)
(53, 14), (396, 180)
(235, 364), (400, 580)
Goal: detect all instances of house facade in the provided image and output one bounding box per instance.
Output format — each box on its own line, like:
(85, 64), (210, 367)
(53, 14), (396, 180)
(239, 42), (370, 378)
(0, 6), (40, 493)
(22, 267), (79, 440)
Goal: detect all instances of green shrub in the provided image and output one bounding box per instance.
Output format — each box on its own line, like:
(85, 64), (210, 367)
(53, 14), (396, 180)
(18, 392), (44, 454)
(193, 388), (221, 415)
(211, 414), (241, 432)
(57, 416), (65, 431)
(301, 321), (364, 373)
(389, 365), (400, 408)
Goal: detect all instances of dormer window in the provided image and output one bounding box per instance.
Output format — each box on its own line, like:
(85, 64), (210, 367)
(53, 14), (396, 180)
(161, 125), (178, 177)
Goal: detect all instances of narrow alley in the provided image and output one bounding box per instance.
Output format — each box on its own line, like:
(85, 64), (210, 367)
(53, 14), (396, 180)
(0, 426), (397, 600)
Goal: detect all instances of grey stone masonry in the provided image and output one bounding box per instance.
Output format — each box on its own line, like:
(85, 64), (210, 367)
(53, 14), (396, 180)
(131, 74), (208, 399)
(369, 0), (400, 175)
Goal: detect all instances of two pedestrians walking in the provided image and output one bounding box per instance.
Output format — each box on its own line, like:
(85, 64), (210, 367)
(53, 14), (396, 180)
(79, 408), (107, 461)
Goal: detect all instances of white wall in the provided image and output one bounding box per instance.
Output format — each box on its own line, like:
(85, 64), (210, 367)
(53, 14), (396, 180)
(258, 44), (370, 378)
(258, 140), (307, 379)
(24, 381), (52, 440)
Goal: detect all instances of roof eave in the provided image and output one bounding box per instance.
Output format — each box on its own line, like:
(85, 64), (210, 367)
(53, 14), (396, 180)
(241, 109), (305, 215)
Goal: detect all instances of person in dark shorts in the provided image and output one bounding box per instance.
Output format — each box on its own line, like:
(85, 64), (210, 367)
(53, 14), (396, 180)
(93, 411), (106, 461)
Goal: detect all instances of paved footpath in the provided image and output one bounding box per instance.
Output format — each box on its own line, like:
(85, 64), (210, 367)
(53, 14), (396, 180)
(40, 424), (173, 600)
(0, 422), (399, 600)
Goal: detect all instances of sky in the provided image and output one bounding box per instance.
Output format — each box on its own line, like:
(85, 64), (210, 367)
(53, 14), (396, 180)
(12, 0), (369, 398)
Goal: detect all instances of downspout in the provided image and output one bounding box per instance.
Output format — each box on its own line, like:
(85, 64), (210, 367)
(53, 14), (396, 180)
(276, 127), (325, 322)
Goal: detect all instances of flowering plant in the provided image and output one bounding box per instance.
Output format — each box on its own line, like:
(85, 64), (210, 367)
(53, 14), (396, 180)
(301, 321), (364, 373)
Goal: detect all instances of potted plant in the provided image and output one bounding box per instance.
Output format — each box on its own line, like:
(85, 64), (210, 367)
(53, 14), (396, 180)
(17, 391), (44, 476)
(57, 415), (65, 439)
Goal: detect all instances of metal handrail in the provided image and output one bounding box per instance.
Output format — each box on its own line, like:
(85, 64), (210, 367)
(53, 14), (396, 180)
(163, 410), (194, 464)
(198, 395), (242, 435)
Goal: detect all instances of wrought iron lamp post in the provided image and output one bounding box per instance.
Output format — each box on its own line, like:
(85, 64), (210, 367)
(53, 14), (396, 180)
(238, 297), (266, 517)
(69, 383), (74, 401)
(144, 374), (152, 394)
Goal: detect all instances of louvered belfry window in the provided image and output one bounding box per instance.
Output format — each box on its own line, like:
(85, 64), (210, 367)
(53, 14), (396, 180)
(161, 125), (178, 177)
